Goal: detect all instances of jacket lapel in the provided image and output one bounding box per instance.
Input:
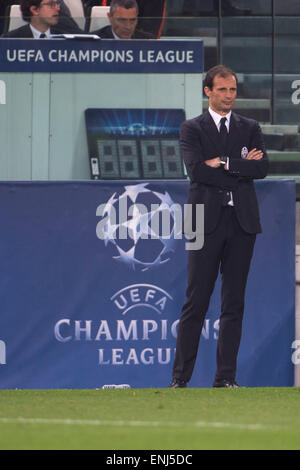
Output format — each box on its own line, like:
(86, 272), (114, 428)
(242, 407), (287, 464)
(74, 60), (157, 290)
(200, 111), (243, 158)
(227, 112), (243, 158)
(200, 111), (224, 155)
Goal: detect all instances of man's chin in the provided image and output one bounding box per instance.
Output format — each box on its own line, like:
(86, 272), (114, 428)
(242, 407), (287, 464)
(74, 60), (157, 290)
(120, 33), (133, 39)
(50, 16), (59, 25)
(222, 103), (233, 111)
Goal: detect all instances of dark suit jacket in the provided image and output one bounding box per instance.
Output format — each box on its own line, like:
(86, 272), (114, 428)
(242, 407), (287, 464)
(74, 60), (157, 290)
(2, 24), (35, 38)
(88, 0), (166, 37)
(180, 111), (268, 234)
(2, 20), (82, 38)
(92, 25), (155, 39)
(1, 0), (83, 37)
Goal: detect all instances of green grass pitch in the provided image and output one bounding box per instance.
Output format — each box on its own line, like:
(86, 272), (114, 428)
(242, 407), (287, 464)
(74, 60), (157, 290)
(0, 387), (299, 450)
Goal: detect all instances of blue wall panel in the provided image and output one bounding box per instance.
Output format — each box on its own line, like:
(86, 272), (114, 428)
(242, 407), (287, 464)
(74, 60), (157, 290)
(0, 179), (295, 388)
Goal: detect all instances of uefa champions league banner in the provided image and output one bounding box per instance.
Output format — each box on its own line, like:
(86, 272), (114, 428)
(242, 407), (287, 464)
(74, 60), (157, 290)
(0, 179), (295, 388)
(0, 39), (203, 73)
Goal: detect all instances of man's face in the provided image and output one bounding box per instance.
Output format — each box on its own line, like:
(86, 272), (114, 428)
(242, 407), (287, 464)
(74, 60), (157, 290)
(204, 74), (237, 115)
(31, 0), (60, 27)
(108, 7), (138, 39)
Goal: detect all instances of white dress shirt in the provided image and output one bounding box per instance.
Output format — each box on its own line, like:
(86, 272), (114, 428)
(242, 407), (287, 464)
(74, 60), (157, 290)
(208, 107), (234, 206)
(30, 25), (52, 39)
(208, 107), (231, 133)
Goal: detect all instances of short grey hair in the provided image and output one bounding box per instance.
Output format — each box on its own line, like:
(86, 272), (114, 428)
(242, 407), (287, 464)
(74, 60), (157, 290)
(110, 0), (139, 15)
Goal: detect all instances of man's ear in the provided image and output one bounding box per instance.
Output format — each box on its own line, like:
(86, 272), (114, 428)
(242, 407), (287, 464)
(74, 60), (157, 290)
(30, 5), (40, 17)
(204, 86), (211, 98)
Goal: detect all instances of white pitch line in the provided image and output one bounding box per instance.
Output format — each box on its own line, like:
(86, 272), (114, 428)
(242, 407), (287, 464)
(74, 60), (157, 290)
(0, 417), (283, 432)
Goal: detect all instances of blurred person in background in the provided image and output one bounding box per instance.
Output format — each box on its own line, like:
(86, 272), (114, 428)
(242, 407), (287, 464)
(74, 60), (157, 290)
(0, 0), (83, 36)
(91, 0), (154, 39)
(85, 0), (166, 37)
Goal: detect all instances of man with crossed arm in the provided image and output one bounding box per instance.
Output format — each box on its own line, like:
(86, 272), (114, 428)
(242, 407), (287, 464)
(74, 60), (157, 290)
(170, 65), (268, 389)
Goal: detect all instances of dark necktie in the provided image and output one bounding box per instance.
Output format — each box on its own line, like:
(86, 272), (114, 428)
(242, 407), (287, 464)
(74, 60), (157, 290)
(219, 117), (231, 205)
(39, 33), (46, 38)
(219, 117), (228, 154)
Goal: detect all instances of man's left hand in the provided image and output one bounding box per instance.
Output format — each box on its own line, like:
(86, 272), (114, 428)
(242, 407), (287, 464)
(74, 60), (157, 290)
(246, 148), (263, 160)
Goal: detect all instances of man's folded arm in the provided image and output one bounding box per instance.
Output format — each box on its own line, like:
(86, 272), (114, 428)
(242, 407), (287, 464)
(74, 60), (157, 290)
(180, 122), (238, 190)
(227, 123), (269, 179)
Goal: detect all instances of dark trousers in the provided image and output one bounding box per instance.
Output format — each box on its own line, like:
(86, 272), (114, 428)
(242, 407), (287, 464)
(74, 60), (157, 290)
(172, 206), (256, 383)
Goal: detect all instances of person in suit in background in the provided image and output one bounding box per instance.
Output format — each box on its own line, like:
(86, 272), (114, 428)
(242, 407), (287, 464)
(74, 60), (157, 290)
(1, 0), (82, 38)
(85, 0), (166, 37)
(92, 0), (154, 39)
(169, 65), (268, 389)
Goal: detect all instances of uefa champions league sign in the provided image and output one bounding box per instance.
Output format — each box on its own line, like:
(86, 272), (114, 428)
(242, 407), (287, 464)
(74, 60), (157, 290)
(0, 39), (203, 73)
(0, 180), (294, 388)
(55, 182), (204, 382)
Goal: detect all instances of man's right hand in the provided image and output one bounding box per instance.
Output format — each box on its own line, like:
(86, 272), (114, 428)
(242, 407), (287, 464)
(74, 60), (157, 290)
(204, 157), (222, 168)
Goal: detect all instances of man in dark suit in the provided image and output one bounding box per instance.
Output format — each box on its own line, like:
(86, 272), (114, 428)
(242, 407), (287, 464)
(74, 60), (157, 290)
(92, 0), (154, 39)
(85, 0), (166, 38)
(1, 0), (82, 38)
(169, 65), (268, 389)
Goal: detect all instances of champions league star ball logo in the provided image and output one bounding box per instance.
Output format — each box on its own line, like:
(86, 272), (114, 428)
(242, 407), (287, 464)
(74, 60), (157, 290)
(96, 183), (182, 271)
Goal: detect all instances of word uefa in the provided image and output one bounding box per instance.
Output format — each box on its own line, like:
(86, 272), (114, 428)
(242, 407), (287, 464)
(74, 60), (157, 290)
(96, 201), (204, 251)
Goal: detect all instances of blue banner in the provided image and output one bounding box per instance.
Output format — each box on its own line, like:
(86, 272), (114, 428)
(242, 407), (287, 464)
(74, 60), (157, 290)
(0, 39), (203, 73)
(0, 179), (295, 388)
